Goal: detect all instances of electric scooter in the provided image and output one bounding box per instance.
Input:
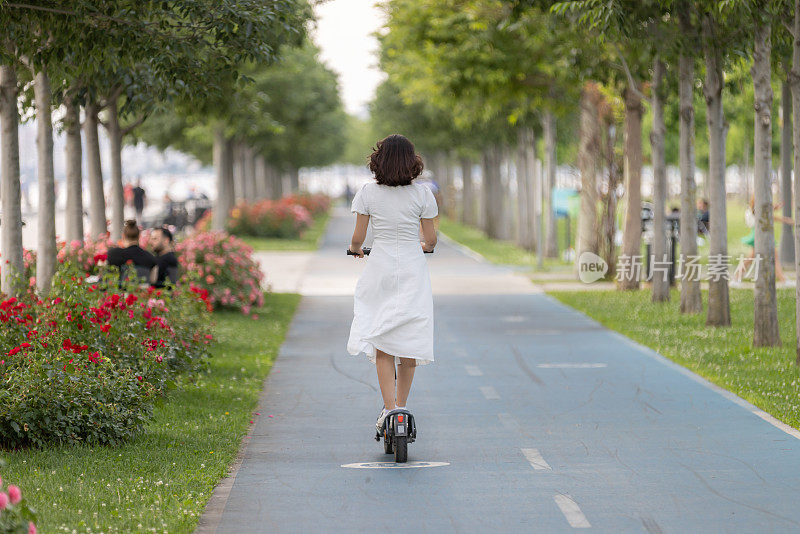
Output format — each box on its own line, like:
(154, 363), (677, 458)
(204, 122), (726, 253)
(376, 408), (416, 463)
(346, 246), (432, 462)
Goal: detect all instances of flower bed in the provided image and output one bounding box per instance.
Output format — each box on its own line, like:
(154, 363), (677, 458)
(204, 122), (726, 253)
(225, 193), (330, 239)
(176, 231), (265, 314)
(0, 265), (213, 448)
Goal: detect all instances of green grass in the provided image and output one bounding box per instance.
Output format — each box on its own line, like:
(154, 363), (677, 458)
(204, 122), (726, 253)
(549, 288), (800, 429)
(441, 198), (791, 273)
(238, 212), (330, 251)
(438, 216), (571, 271)
(2, 293), (301, 533)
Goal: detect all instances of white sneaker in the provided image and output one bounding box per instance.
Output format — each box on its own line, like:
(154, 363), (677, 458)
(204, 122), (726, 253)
(376, 408), (391, 433)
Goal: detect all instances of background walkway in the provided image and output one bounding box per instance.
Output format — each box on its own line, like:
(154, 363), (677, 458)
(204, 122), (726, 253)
(200, 207), (800, 533)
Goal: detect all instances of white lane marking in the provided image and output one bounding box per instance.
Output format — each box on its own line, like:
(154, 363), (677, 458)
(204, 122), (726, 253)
(480, 386), (500, 400)
(465, 365), (483, 376)
(341, 461), (450, 469)
(521, 448), (551, 470)
(541, 293), (800, 442)
(498, 413), (520, 432)
(537, 363), (607, 369)
(553, 494), (591, 528)
(502, 315), (526, 323)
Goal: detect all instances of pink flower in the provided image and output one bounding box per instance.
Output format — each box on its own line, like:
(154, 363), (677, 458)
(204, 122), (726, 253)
(8, 484), (20, 504)
(0, 492), (8, 510)
(29, 522), (37, 534)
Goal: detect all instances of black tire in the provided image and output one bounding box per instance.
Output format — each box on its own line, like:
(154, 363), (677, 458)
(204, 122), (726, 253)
(394, 436), (407, 463)
(383, 430), (393, 454)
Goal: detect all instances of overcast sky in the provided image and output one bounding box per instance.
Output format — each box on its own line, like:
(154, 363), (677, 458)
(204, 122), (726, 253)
(312, 0), (386, 118)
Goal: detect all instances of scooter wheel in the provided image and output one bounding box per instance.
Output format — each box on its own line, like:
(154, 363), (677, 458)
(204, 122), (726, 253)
(394, 436), (407, 463)
(383, 430), (393, 454)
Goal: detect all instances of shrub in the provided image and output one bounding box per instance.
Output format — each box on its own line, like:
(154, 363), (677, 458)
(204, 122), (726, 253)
(0, 265), (213, 448)
(285, 192), (330, 217)
(176, 231), (265, 314)
(57, 238), (110, 275)
(227, 198), (312, 239)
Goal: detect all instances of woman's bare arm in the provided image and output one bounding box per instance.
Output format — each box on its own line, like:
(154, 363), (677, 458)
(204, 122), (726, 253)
(420, 218), (437, 252)
(349, 214), (370, 257)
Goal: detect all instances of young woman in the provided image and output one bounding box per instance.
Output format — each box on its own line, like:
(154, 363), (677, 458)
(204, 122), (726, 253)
(347, 134), (438, 433)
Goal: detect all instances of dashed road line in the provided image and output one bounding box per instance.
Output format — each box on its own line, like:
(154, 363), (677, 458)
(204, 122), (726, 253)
(465, 365), (483, 376)
(479, 386), (500, 400)
(537, 363), (607, 369)
(521, 448), (551, 470)
(553, 494), (591, 528)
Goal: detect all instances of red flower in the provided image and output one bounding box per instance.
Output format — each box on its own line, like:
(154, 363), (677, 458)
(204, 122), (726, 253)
(125, 294), (138, 306)
(137, 376), (143, 382)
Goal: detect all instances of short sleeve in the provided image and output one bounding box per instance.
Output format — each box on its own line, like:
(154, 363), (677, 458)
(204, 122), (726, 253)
(420, 185), (438, 219)
(351, 184), (369, 215)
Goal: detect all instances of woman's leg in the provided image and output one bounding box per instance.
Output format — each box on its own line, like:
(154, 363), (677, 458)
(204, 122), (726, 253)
(375, 349), (397, 410)
(396, 357), (416, 407)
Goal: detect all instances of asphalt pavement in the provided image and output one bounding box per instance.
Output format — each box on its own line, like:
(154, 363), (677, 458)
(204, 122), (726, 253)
(198, 207), (800, 533)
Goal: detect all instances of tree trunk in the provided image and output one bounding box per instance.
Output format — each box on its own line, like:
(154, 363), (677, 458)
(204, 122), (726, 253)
(444, 154), (457, 219)
(288, 167), (300, 193)
(516, 128), (531, 249)
(460, 157), (475, 226)
(752, 21), (780, 346)
(534, 157), (544, 268)
(678, 49), (702, 313)
(780, 79), (795, 267)
(63, 94), (83, 244)
(792, 0), (800, 364)
(0, 64), (23, 296)
(482, 146), (504, 239)
(599, 120), (619, 278)
(232, 142), (244, 203)
(269, 164), (284, 199)
(212, 127), (234, 231)
(651, 58), (670, 302)
(619, 84), (644, 289)
(543, 111), (558, 258)
(84, 101), (107, 239)
(577, 86), (600, 264)
(525, 129), (538, 252)
(244, 145), (257, 200)
(105, 98), (124, 241)
(703, 16), (731, 327)
(255, 154), (267, 200)
(499, 148), (513, 241)
(34, 69), (56, 294)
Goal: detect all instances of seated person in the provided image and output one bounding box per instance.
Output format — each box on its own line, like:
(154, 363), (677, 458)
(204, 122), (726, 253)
(149, 226), (179, 288)
(107, 220), (156, 283)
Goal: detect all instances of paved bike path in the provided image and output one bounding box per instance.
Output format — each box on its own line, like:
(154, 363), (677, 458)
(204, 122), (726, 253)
(200, 208), (800, 533)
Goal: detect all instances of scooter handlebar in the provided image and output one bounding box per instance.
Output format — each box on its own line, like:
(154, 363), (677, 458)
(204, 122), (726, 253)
(346, 247), (433, 256)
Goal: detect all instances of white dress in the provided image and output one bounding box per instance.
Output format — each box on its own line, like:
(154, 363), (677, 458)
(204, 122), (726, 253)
(347, 181), (438, 366)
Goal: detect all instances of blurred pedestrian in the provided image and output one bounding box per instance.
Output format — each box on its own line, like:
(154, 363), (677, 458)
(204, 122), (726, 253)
(149, 226), (179, 288)
(133, 180), (146, 220)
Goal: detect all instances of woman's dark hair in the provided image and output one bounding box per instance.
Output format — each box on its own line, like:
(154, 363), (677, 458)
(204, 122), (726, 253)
(368, 134), (423, 186)
(123, 219), (140, 241)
